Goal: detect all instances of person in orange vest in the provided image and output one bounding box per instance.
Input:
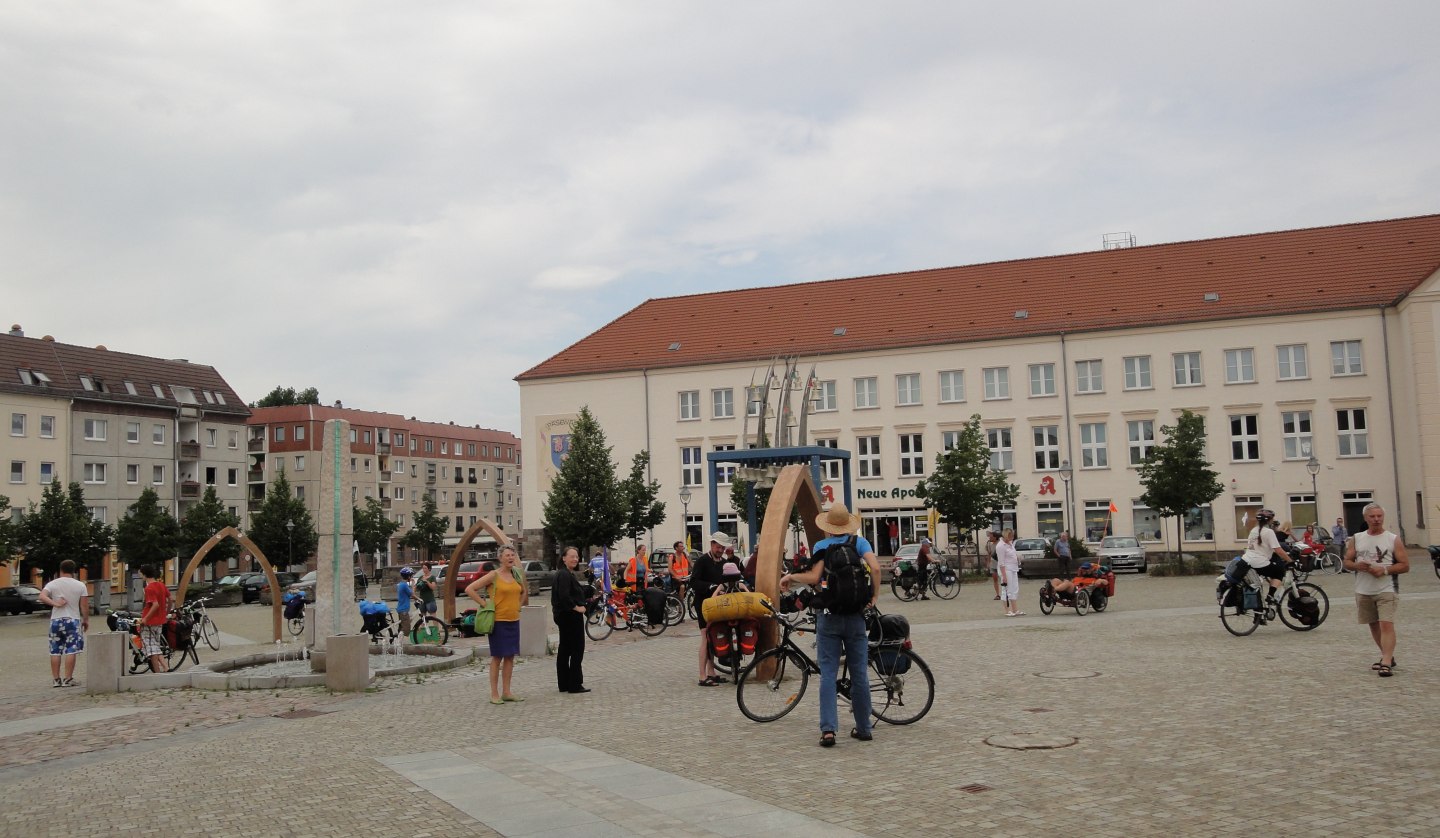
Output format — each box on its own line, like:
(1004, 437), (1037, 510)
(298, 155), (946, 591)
(624, 543), (650, 599)
(669, 541), (691, 609)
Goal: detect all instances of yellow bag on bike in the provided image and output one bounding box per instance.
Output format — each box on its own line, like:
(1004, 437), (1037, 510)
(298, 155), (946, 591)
(702, 591), (772, 623)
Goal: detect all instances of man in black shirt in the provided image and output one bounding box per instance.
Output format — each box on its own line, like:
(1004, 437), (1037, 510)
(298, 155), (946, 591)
(694, 532), (730, 686)
(551, 547), (589, 693)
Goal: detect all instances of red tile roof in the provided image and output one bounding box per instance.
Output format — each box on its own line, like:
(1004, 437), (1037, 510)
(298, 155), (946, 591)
(247, 405), (518, 445)
(0, 332), (250, 417)
(517, 213), (1440, 381)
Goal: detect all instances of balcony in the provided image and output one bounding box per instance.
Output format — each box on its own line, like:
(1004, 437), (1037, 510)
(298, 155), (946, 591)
(378, 470), (391, 483)
(381, 497), (392, 510)
(378, 442), (391, 455)
(247, 497), (263, 512)
(468, 500), (477, 508)
(248, 438), (265, 452)
(179, 441), (201, 460)
(425, 474), (436, 485)
(247, 469), (263, 483)
(454, 499), (465, 509)
(179, 480), (202, 499)
(454, 473), (463, 484)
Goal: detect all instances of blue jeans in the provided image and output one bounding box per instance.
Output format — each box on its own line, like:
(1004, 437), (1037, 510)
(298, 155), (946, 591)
(816, 612), (871, 735)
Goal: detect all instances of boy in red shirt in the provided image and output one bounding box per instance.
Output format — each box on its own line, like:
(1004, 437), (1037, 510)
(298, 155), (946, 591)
(141, 565), (170, 673)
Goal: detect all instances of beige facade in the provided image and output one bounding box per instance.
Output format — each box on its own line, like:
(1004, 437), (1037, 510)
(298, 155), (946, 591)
(4, 390), (70, 516)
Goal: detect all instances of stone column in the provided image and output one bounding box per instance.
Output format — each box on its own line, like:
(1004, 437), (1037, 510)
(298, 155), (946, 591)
(86, 632), (125, 694)
(312, 418), (356, 651)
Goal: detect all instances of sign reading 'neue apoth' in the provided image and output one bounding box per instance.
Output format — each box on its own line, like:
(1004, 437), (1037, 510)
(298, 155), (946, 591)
(856, 485), (921, 500)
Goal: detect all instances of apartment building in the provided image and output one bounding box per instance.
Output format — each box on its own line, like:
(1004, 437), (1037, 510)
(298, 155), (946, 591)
(246, 405), (522, 570)
(517, 213), (1440, 556)
(1, 327), (250, 582)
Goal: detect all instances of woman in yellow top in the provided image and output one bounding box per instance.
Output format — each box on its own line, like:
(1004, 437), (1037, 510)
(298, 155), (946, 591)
(466, 545), (529, 704)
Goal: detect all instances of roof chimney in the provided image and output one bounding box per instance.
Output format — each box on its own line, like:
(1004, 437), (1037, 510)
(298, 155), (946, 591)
(8, 324), (22, 337)
(334, 400), (343, 408)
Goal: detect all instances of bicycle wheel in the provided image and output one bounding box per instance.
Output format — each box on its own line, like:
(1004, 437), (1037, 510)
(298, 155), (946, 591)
(165, 641), (186, 670)
(1038, 586), (1055, 615)
(930, 569), (960, 600)
(664, 594), (683, 626)
(891, 576), (918, 602)
(1219, 592), (1259, 636)
(585, 608), (614, 641)
(685, 588), (699, 620)
(288, 616), (305, 637)
(1073, 588), (1090, 616)
(737, 648), (810, 722)
(1278, 583), (1330, 631)
(635, 607), (666, 637)
(1320, 551), (1342, 575)
(201, 616), (220, 651)
(411, 616), (450, 645)
(869, 647), (934, 725)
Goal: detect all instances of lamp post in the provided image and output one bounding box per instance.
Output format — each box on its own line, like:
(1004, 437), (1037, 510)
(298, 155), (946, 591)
(285, 519), (294, 570)
(678, 485), (692, 550)
(1058, 459), (1074, 536)
(1306, 452), (1321, 526)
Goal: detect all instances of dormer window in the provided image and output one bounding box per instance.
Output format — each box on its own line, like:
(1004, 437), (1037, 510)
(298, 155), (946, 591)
(124, 381), (138, 395)
(152, 384), (164, 398)
(79, 375), (95, 391)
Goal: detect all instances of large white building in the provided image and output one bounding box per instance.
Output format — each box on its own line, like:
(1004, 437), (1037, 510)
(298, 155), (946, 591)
(517, 214), (1440, 559)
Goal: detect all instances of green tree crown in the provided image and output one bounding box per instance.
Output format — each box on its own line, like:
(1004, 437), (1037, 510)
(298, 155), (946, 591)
(18, 481), (113, 579)
(115, 487), (182, 567)
(399, 492), (448, 561)
(179, 486), (241, 567)
(354, 496), (401, 556)
(619, 450), (666, 549)
(915, 414), (1019, 543)
(247, 470), (318, 568)
(1137, 410), (1224, 547)
(541, 406), (625, 554)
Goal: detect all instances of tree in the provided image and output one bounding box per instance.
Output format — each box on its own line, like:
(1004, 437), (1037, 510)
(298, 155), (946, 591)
(1137, 410), (1224, 554)
(179, 486), (241, 569)
(251, 385), (321, 408)
(114, 488), (181, 568)
(18, 481), (113, 580)
(354, 497), (401, 557)
(0, 494), (19, 566)
(540, 406), (626, 555)
(247, 470), (318, 569)
(618, 451), (666, 549)
(399, 492), (448, 562)
(915, 414), (1019, 547)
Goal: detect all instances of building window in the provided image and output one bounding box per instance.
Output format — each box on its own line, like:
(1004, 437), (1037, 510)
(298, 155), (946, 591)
(1184, 504), (1215, 541)
(1133, 503), (1163, 541)
(1337, 408), (1369, 456)
(939, 370), (964, 403)
(40, 415), (56, 438)
(349, 429), (357, 443)
(152, 424), (166, 445)
(363, 430), (371, 444)
(854, 377), (878, 409)
(816, 438), (840, 480)
(1281, 411), (1312, 460)
(1033, 425), (1060, 470)
(896, 373), (921, 406)
(1036, 502), (1064, 539)
(293, 425), (305, 441)
(983, 367), (1010, 400)
(1288, 493), (1317, 528)
(440, 442), (449, 455)
(88, 506), (107, 524)
(126, 422), (140, 443)
(1224, 348), (1255, 384)
(151, 384), (164, 398)
(1233, 495), (1264, 540)
(1173, 352), (1203, 387)
(126, 464), (139, 484)
(227, 468), (238, 486)
(1079, 423), (1108, 468)
(856, 436), (881, 478)
(1230, 414), (1260, 462)
(941, 430), (962, 451)
(1127, 420), (1155, 466)
(1330, 340), (1363, 376)
(205, 428), (217, 447)
(466, 443), (475, 456)
(40, 462), (56, 484)
(713, 444), (737, 484)
(987, 428), (1013, 472)
(9, 461), (23, 483)
(1028, 364), (1056, 397)
(424, 439), (433, 453)
(83, 419), (107, 441)
(83, 463), (106, 484)
(152, 465), (164, 484)
(204, 466), (216, 485)
(1075, 360), (1103, 394)
(274, 426), (286, 442)
(79, 375), (94, 391)
(899, 433), (923, 476)
(679, 391), (700, 421)
(1277, 344), (1309, 380)
(1124, 356), (1152, 390)
(681, 446), (703, 486)
(296, 455), (306, 471)
(814, 380), (837, 412)
(745, 385), (763, 417)
(9, 413), (24, 436)
(1082, 500), (1113, 542)
(712, 388), (734, 419)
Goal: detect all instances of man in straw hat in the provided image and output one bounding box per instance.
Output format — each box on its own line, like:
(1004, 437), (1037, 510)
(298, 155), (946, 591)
(781, 502), (880, 747)
(694, 531), (733, 686)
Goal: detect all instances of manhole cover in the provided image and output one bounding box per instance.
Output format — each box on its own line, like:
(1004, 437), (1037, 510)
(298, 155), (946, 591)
(274, 708), (334, 719)
(1032, 670), (1101, 679)
(985, 733), (1078, 750)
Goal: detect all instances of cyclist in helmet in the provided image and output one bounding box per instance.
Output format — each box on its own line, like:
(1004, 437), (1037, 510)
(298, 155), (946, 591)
(1242, 508), (1293, 604)
(396, 567), (415, 635)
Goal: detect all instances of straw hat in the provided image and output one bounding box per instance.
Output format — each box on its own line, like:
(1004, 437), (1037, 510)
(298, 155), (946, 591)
(815, 503), (861, 535)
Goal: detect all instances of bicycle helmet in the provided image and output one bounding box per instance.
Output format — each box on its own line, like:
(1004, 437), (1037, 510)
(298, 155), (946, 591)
(1255, 508), (1276, 525)
(399, 567), (414, 578)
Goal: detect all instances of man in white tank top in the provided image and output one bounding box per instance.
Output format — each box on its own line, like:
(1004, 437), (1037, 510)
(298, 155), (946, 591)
(1343, 503), (1408, 677)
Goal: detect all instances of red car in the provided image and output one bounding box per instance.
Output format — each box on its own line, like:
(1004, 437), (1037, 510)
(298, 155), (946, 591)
(448, 561), (494, 597)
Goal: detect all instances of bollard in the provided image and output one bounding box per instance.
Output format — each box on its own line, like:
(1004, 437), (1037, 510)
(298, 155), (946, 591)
(325, 634), (370, 691)
(86, 632), (125, 694)
(519, 604), (549, 657)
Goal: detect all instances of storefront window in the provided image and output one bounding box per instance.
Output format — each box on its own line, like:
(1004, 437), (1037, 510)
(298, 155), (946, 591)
(1131, 504), (1163, 542)
(1036, 502), (1064, 539)
(1287, 493), (1316, 528)
(1083, 500), (1112, 542)
(989, 506), (1017, 535)
(1184, 505), (1214, 541)
(1233, 495), (1263, 541)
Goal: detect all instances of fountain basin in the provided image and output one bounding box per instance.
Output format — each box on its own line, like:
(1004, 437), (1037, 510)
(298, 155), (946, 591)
(127, 645), (477, 692)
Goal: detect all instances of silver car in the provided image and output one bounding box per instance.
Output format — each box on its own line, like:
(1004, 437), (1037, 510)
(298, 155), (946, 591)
(1013, 538), (1050, 578)
(1098, 536), (1147, 573)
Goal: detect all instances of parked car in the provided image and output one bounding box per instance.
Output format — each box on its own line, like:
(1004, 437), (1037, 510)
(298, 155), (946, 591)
(217, 574), (245, 588)
(286, 571), (318, 603)
(650, 548), (701, 577)
(1098, 536), (1147, 573)
(1012, 538), (1052, 578)
(521, 560), (550, 590)
(241, 571), (298, 603)
(15, 584), (42, 609)
(451, 561), (487, 596)
(0, 586), (38, 615)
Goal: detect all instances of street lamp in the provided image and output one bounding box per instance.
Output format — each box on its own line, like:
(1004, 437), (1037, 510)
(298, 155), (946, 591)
(678, 485), (692, 549)
(285, 518), (294, 570)
(1306, 452), (1321, 526)
(1057, 458), (1074, 536)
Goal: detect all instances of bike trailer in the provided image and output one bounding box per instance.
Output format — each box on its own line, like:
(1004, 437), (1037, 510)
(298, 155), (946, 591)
(702, 591), (772, 623)
(283, 595), (305, 620)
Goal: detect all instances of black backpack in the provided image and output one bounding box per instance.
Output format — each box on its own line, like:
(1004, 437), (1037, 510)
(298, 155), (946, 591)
(817, 536), (870, 614)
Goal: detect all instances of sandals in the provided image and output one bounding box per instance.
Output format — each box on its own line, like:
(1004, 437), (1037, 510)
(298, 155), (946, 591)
(1377, 664), (1394, 677)
(850, 728), (873, 741)
(819, 731), (836, 748)
(698, 676), (722, 687)
(1370, 660), (1398, 671)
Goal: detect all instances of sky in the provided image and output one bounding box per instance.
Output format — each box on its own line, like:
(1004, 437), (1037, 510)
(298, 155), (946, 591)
(6, 2), (1439, 435)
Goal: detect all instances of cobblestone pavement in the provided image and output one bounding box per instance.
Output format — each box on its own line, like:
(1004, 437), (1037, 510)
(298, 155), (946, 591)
(0, 570), (1437, 836)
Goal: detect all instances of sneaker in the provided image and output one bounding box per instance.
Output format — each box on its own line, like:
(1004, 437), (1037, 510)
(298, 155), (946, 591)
(52, 678), (63, 688)
(60, 678), (79, 688)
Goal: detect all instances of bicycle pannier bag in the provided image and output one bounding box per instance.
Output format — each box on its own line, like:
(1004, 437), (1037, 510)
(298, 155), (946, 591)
(709, 621), (734, 658)
(702, 591), (772, 623)
(642, 586), (668, 624)
(1289, 593), (1321, 626)
(874, 646), (911, 674)
(738, 619), (758, 655)
(815, 536), (870, 614)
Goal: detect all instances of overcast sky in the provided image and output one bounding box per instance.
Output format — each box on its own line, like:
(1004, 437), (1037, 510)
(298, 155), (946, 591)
(7, 2), (1439, 434)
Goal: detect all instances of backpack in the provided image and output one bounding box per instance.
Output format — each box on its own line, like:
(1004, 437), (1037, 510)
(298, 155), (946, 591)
(816, 536), (870, 614)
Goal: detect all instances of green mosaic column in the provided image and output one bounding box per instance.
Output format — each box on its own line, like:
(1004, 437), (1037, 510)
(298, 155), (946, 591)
(312, 418), (355, 649)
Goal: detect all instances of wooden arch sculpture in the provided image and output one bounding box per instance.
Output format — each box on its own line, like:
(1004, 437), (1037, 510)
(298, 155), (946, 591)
(175, 526), (283, 642)
(754, 464), (831, 657)
(443, 517), (511, 624)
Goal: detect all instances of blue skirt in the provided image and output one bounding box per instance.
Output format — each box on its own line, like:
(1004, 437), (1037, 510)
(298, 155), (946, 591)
(488, 620), (520, 658)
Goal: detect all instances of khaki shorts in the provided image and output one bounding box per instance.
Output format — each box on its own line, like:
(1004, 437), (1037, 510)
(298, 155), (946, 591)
(1355, 591), (1398, 624)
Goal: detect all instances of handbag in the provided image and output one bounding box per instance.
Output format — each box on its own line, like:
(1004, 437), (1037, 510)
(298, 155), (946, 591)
(473, 598), (496, 635)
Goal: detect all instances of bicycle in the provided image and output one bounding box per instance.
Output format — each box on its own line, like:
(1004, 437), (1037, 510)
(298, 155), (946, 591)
(1217, 557), (1330, 637)
(585, 588), (665, 640)
(176, 595), (220, 650)
(282, 592), (306, 637)
(736, 603), (934, 726)
(409, 607), (450, 646)
(107, 610), (193, 673)
(890, 560), (960, 601)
